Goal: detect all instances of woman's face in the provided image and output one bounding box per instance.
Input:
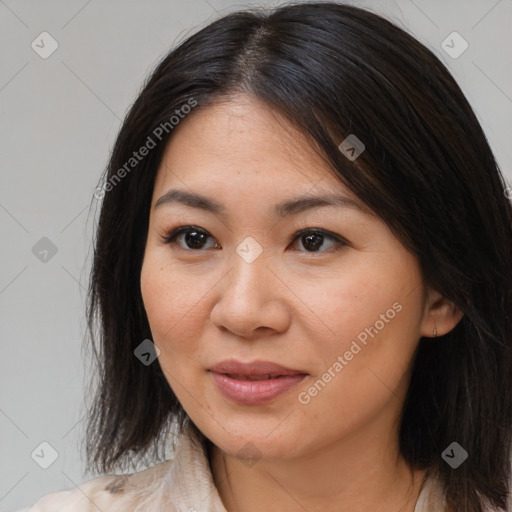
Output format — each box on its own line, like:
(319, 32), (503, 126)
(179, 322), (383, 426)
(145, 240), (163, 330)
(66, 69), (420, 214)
(140, 94), (449, 461)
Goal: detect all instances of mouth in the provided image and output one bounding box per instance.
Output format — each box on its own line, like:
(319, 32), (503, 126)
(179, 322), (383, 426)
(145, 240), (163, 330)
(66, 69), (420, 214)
(208, 359), (308, 405)
(223, 373), (296, 381)
(209, 359), (307, 377)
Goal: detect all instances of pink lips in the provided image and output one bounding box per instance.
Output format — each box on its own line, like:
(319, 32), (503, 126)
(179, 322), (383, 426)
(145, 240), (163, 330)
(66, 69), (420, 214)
(209, 359), (308, 405)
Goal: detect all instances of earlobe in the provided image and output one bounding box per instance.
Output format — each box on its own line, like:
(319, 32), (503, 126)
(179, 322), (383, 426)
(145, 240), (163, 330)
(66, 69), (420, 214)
(421, 289), (464, 338)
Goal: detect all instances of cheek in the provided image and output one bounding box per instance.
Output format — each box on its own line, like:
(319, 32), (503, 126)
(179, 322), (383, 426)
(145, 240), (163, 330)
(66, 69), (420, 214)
(299, 263), (401, 347)
(141, 260), (171, 331)
(140, 254), (209, 364)
(297, 296), (421, 440)
(140, 256), (212, 419)
(306, 255), (423, 383)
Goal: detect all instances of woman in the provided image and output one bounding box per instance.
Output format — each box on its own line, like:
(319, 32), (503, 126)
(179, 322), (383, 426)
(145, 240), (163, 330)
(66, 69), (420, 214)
(20, 2), (512, 511)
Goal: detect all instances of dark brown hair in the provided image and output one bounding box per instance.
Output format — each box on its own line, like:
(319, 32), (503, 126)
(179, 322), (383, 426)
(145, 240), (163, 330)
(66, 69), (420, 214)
(84, 3), (512, 511)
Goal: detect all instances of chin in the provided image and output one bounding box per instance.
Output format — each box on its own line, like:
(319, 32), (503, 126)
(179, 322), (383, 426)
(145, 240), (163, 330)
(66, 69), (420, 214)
(195, 413), (307, 461)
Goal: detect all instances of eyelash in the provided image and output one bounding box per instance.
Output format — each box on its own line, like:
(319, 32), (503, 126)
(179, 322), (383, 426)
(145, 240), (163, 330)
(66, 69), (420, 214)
(159, 225), (348, 254)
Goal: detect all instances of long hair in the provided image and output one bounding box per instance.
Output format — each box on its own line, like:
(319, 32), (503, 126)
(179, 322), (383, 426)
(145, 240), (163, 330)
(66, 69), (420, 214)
(84, 3), (512, 511)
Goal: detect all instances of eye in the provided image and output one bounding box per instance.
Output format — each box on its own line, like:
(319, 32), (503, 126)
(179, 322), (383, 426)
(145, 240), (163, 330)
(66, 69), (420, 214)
(289, 228), (347, 253)
(160, 226), (220, 250)
(160, 225), (347, 254)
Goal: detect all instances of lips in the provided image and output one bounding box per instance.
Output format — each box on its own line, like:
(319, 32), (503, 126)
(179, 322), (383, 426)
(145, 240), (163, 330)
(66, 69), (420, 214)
(209, 359), (308, 405)
(225, 373), (286, 381)
(209, 359), (306, 378)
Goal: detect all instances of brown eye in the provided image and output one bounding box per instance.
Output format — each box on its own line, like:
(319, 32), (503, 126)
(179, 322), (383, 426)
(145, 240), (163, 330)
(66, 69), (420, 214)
(161, 226), (219, 250)
(160, 226), (347, 254)
(290, 229), (347, 253)
(301, 232), (324, 251)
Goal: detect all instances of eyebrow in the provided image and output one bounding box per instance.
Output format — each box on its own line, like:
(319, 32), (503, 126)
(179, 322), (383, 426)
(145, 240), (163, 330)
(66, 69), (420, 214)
(154, 189), (370, 219)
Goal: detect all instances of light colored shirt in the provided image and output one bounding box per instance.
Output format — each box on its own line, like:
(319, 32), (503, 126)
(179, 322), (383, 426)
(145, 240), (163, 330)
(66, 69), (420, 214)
(17, 421), (454, 512)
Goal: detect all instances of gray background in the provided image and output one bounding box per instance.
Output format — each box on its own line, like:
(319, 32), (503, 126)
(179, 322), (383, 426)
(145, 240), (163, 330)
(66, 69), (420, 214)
(1, 0), (511, 510)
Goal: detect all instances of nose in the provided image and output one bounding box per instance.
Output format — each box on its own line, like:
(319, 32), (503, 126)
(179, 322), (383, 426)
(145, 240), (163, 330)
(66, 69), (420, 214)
(209, 250), (291, 339)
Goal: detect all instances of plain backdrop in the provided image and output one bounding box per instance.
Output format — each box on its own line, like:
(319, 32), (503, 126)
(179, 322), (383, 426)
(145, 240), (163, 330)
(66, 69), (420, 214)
(1, 0), (511, 510)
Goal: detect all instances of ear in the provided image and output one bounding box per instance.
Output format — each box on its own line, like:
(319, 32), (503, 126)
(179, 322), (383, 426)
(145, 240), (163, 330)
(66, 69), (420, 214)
(420, 287), (464, 338)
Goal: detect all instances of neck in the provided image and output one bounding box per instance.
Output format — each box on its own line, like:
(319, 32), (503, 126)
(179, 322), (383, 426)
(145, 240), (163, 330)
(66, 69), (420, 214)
(208, 425), (427, 512)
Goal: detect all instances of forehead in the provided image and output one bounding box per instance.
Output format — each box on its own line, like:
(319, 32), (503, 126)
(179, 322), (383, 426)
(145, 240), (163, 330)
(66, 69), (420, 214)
(152, 94), (351, 196)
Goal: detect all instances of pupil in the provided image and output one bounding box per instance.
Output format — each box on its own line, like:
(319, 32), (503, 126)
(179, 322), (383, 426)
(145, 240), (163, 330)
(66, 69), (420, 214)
(185, 230), (206, 249)
(303, 233), (323, 251)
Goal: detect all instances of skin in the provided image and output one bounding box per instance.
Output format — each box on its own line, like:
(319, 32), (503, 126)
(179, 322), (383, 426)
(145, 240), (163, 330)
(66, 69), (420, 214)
(140, 94), (464, 512)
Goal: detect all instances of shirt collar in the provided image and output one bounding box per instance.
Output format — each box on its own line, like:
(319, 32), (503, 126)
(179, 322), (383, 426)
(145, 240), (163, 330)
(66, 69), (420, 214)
(166, 420), (227, 512)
